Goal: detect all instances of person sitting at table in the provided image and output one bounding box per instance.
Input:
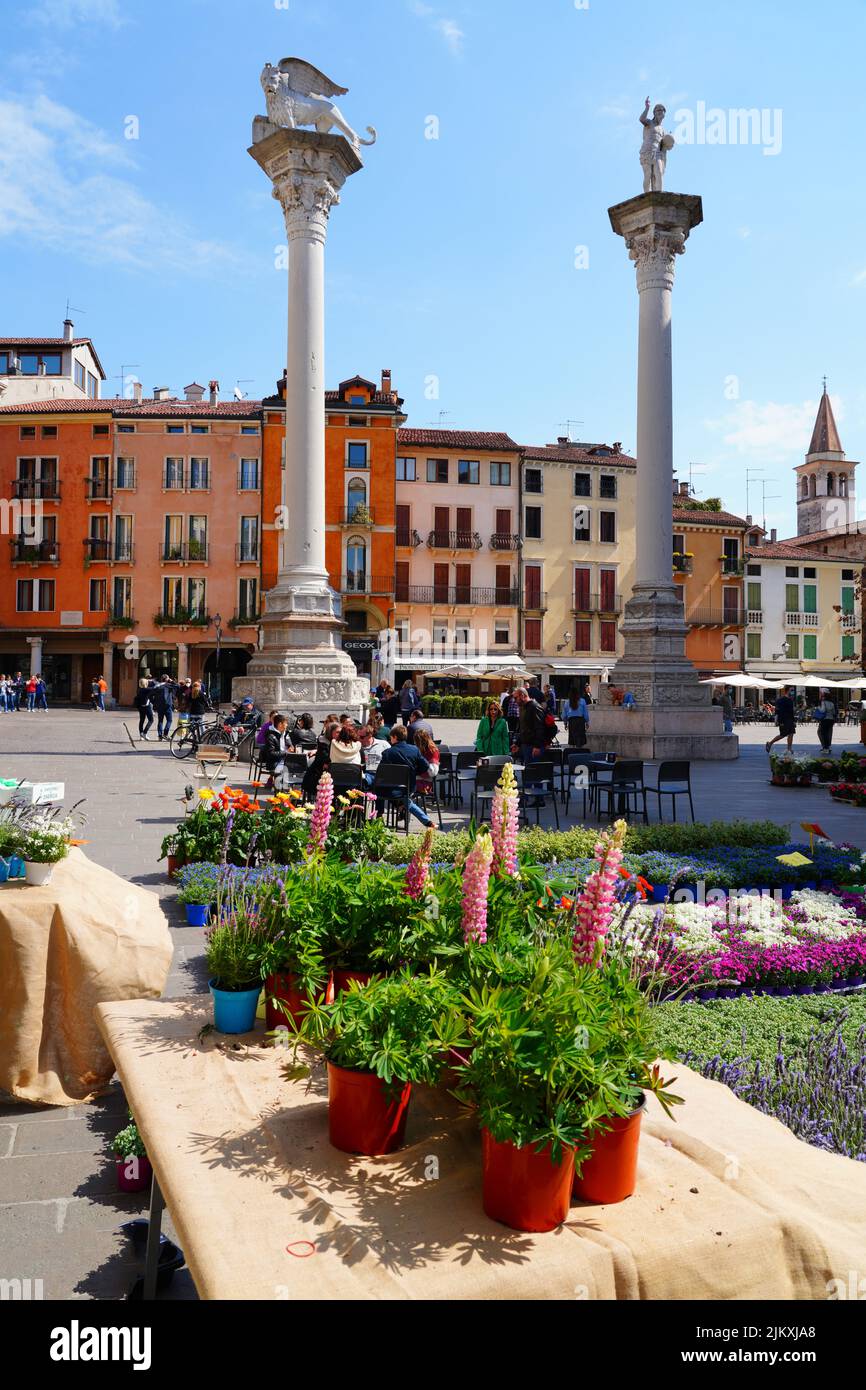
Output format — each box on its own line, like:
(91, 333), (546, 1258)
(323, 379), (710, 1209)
(407, 709), (435, 745)
(262, 714), (289, 788)
(414, 729), (440, 796)
(375, 727), (433, 828)
(330, 726), (362, 766)
(475, 700), (510, 756)
(360, 724), (389, 785)
(302, 716), (339, 799)
(290, 712), (318, 752)
(256, 710), (280, 749)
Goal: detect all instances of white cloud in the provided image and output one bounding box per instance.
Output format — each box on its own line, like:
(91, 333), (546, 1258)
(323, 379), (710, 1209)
(30, 0), (125, 27)
(409, 2), (464, 56)
(704, 397), (838, 463)
(851, 268), (866, 287)
(0, 94), (239, 275)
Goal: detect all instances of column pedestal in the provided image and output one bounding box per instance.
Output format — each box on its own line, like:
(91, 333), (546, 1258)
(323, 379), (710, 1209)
(591, 192), (737, 761)
(237, 121), (368, 720)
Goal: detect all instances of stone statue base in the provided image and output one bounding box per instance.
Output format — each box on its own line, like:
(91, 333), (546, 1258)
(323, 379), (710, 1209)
(233, 572), (369, 721)
(588, 584), (738, 760)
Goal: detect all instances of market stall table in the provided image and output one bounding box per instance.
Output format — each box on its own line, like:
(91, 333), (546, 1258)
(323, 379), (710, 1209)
(0, 849), (172, 1106)
(95, 995), (866, 1301)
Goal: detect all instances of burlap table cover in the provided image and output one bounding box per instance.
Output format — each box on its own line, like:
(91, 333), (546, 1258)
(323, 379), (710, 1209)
(95, 994), (866, 1300)
(0, 850), (172, 1105)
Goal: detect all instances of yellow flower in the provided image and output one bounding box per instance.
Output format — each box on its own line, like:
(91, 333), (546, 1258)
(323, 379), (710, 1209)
(198, 789), (216, 801)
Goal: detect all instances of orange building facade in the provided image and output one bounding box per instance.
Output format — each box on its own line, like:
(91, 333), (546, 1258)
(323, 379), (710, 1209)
(671, 492), (749, 677)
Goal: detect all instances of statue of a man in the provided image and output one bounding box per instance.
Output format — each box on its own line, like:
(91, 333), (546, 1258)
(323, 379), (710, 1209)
(639, 97), (675, 193)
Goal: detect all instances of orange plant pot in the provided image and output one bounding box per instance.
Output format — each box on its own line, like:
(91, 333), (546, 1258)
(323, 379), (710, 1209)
(573, 1094), (645, 1205)
(481, 1129), (575, 1233)
(264, 973), (311, 1031)
(331, 969), (373, 997)
(327, 1063), (411, 1156)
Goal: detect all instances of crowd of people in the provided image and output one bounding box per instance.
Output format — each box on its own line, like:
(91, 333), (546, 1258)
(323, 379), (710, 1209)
(133, 674), (214, 741)
(0, 672), (48, 711)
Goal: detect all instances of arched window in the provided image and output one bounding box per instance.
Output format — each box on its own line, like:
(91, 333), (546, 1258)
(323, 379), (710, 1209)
(827, 472), (836, 496)
(809, 474), (817, 499)
(800, 477), (809, 501)
(840, 473), (848, 498)
(346, 477), (367, 522)
(346, 536), (367, 592)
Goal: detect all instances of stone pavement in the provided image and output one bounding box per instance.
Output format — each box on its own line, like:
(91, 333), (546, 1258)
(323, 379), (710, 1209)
(0, 709), (864, 1301)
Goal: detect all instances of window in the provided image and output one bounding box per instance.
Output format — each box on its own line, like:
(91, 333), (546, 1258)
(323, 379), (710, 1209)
(747, 582), (762, 612)
(843, 635), (856, 660)
(241, 425), (259, 436)
(190, 424), (209, 435)
(89, 456), (110, 499)
(89, 578), (107, 612)
(164, 458), (184, 489)
(490, 461), (511, 486)
(524, 467), (543, 494)
(787, 634), (800, 659)
(346, 610), (368, 633)
(86, 372), (98, 397)
(524, 565), (542, 609)
(574, 620), (592, 652)
(19, 352), (61, 375)
(114, 516), (133, 561)
(746, 633), (762, 660)
(166, 424), (185, 435)
(346, 478), (367, 520)
(346, 539), (367, 592)
(239, 517), (259, 561)
(347, 442), (368, 468)
(723, 586), (741, 624)
(802, 583), (817, 615)
(747, 564), (761, 576)
(600, 569), (617, 611)
(843, 570), (855, 582)
(600, 621), (617, 653)
(395, 561), (410, 602)
(93, 423), (110, 437)
(804, 567), (817, 580)
(163, 577), (183, 615)
(189, 458), (210, 490)
(164, 516), (183, 560)
(599, 512), (617, 544)
(574, 567), (591, 610)
(74, 361), (85, 390)
(524, 506), (542, 540)
(455, 625), (471, 648)
(524, 618), (542, 651)
(599, 475), (617, 499)
(573, 474), (591, 498)
(117, 423), (135, 433)
(187, 578), (207, 619)
(722, 537), (740, 571)
(395, 618), (410, 646)
(238, 578), (258, 621)
(432, 623), (449, 649)
(785, 567), (799, 579)
(116, 458), (135, 489)
(348, 413), (367, 423)
(574, 508), (591, 543)
(458, 459), (479, 485)
(188, 516), (208, 556)
(112, 576), (132, 619)
(494, 623), (510, 646)
(396, 456), (416, 481)
(803, 634), (817, 661)
(20, 426), (36, 440)
(842, 585), (856, 616)
(17, 579), (54, 612)
(427, 458), (448, 484)
(41, 425), (57, 439)
(239, 458), (260, 490)
(785, 584), (799, 613)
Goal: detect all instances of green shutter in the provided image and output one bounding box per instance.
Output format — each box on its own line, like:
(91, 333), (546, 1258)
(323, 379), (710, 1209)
(785, 584), (799, 613)
(842, 587), (856, 616)
(747, 633), (762, 659)
(747, 582), (761, 610)
(843, 635), (856, 660)
(803, 584), (817, 614)
(803, 635), (817, 661)
(787, 634), (799, 659)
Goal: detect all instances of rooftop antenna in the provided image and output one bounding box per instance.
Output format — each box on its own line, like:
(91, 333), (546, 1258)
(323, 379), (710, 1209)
(688, 461), (708, 496)
(427, 410), (452, 428)
(115, 365), (141, 400)
(761, 481), (781, 534)
(746, 468), (765, 524)
(557, 419), (584, 441)
(234, 379), (254, 401)
(65, 299), (86, 319)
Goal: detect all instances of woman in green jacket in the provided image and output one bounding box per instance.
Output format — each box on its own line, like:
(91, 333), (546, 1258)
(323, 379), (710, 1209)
(475, 700), (511, 756)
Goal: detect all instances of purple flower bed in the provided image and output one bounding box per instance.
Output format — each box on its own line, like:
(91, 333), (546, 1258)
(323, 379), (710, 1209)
(693, 936), (866, 992)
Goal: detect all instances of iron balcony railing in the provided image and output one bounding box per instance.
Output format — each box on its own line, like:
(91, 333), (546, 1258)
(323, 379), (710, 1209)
(489, 533), (522, 551)
(572, 592), (624, 615)
(153, 610), (211, 628)
(159, 541), (210, 563)
(341, 574), (395, 595)
(523, 591), (549, 612)
(340, 506), (376, 526)
(235, 543), (261, 563)
(10, 539), (60, 562)
(398, 585), (519, 606)
(83, 539), (134, 563)
(686, 608), (745, 628)
(12, 478), (61, 500)
(426, 530), (483, 551)
(85, 478), (112, 500)
(396, 529), (422, 548)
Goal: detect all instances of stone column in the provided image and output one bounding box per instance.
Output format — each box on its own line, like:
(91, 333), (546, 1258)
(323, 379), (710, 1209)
(100, 641), (114, 700)
(176, 642), (190, 682)
(239, 120), (368, 719)
(591, 192), (737, 760)
(26, 635), (43, 677)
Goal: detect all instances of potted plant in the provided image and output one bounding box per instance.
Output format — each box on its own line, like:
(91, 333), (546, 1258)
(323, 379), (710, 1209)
(177, 863), (218, 926)
(257, 871), (330, 1030)
(20, 815), (74, 886)
(205, 890), (269, 1034)
(113, 1118), (152, 1194)
(293, 969), (464, 1157)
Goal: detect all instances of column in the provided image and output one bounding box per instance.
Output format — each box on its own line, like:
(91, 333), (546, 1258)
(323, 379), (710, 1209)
(283, 193), (327, 583)
(632, 225), (680, 588)
(176, 642), (190, 682)
(101, 641), (114, 700)
(26, 635), (43, 676)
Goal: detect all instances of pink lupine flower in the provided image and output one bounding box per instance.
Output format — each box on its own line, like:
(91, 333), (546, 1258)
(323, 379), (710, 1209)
(491, 763), (520, 879)
(573, 819), (627, 966)
(406, 827), (434, 900)
(306, 772), (333, 857)
(461, 833), (495, 944)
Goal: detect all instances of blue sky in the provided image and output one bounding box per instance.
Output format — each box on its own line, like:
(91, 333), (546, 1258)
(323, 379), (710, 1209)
(2, 0), (865, 539)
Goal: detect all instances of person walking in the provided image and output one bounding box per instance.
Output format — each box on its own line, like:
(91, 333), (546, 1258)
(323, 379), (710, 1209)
(475, 700), (510, 757)
(503, 688), (520, 740)
(514, 687), (547, 766)
(766, 685), (797, 755)
(562, 685), (590, 749)
(34, 675), (48, 711)
(151, 675), (176, 741)
(134, 679), (155, 740)
(0, 675), (8, 713)
(816, 690), (837, 753)
(187, 681), (212, 738)
(398, 679), (421, 724)
(96, 675), (108, 712)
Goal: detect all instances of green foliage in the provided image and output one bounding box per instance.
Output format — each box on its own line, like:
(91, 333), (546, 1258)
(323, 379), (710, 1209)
(205, 887), (270, 991)
(652, 994), (866, 1068)
(383, 820), (790, 866)
(112, 1119), (147, 1160)
(295, 968), (466, 1086)
(177, 862), (219, 906)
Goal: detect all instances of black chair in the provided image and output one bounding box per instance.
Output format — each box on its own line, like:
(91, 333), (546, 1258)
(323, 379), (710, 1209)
(436, 749), (454, 804)
(646, 761), (694, 823)
(471, 765), (505, 825)
(477, 754), (513, 768)
(372, 764), (413, 834)
(563, 753), (596, 819)
(453, 751), (480, 807)
(270, 752), (308, 794)
(520, 761), (560, 828)
(415, 765), (445, 830)
(329, 763), (366, 793)
(597, 760), (647, 824)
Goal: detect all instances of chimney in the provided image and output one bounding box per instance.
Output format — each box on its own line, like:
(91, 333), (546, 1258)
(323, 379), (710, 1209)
(209, 379), (219, 406)
(277, 369), (287, 400)
(132, 382), (143, 404)
(557, 436), (569, 446)
(184, 382), (206, 403)
(153, 386), (170, 402)
(63, 318), (74, 342)
(381, 368), (392, 395)
(679, 481), (690, 497)
(612, 442), (622, 454)
(771, 528), (777, 543)
(746, 514), (752, 525)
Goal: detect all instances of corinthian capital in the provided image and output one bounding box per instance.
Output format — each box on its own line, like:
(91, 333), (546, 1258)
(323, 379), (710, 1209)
(626, 227), (686, 292)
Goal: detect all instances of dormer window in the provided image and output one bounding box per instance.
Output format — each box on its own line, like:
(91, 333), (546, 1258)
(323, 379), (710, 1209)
(349, 395), (366, 406)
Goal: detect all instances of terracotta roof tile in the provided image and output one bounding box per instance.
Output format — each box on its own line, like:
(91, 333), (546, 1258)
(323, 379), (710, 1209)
(398, 428), (519, 450)
(522, 443), (636, 467)
(0, 396), (260, 417)
(672, 508), (750, 527)
(747, 541), (853, 561)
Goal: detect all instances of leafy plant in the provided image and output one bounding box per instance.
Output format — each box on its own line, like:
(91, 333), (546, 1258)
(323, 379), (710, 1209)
(112, 1119), (147, 1161)
(177, 862), (221, 906)
(20, 815), (75, 864)
(205, 887), (270, 991)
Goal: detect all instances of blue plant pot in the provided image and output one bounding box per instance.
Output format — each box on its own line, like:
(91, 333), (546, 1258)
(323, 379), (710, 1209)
(814, 982), (831, 995)
(0, 859), (9, 883)
(717, 987), (738, 1000)
(849, 975), (865, 988)
(651, 884), (669, 904)
(775, 986), (794, 997)
(185, 903), (209, 927)
(209, 980), (261, 1035)
(795, 985), (815, 995)
(697, 987), (717, 1001)
(8, 855), (24, 879)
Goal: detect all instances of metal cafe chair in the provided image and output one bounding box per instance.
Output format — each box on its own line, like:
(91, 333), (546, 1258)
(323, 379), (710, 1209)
(645, 761), (695, 823)
(471, 765), (505, 825)
(597, 760), (647, 824)
(563, 753), (597, 820)
(371, 764), (413, 834)
(520, 761), (560, 828)
(329, 763), (366, 794)
(452, 751), (480, 807)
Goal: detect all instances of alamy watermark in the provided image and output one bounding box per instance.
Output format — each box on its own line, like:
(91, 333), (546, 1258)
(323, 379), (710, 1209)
(673, 102), (783, 157)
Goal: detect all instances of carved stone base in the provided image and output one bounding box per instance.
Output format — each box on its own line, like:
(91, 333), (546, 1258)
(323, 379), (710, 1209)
(588, 706), (738, 761)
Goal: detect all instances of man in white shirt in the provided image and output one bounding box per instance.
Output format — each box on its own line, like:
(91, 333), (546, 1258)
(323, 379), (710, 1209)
(407, 710), (435, 745)
(360, 724), (389, 784)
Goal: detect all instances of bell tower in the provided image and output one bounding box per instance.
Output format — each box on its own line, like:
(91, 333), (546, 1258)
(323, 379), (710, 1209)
(796, 383), (857, 535)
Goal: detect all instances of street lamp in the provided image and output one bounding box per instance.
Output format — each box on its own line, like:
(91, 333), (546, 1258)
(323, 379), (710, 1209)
(213, 613), (223, 701)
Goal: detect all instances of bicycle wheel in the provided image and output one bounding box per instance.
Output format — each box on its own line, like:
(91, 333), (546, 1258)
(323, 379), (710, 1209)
(169, 728), (198, 760)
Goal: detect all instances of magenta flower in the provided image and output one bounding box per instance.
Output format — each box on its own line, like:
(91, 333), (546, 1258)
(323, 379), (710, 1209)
(573, 819), (627, 966)
(406, 827), (434, 900)
(306, 772), (333, 858)
(461, 834), (495, 944)
(491, 763), (520, 879)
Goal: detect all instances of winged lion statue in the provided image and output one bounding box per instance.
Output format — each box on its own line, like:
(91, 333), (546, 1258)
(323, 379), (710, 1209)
(260, 58), (377, 154)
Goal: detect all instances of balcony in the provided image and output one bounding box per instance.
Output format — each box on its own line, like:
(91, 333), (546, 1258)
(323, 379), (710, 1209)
(153, 610), (211, 629)
(786, 611), (819, 629)
(341, 574), (395, 596)
(686, 608), (745, 628)
(396, 528), (422, 549)
(10, 539), (60, 564)
(841, 613), (859, 631)
(426, 530), (483, 552)
(235, 543), (261, 564)
(399, 585), (519, 606)
(85, 478), (112, 501)
(523, 591), (549, 613)
(489, 533), (522, 552)
(747, 609), (764, 627)
(159, 542), (209, 564)
(340, 506), (375, 527)
(109, 610), (137, 629)
(229, 611), (262, 629)
(12, 478), (61, 501)
(672, 553), (694, 576)
(572, 593), (624, 615)
(720, 557), (745, 578)
(83, 539), (134, 563)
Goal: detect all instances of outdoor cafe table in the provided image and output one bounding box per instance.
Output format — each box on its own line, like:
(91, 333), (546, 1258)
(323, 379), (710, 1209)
(95, 995), (866, 1301)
